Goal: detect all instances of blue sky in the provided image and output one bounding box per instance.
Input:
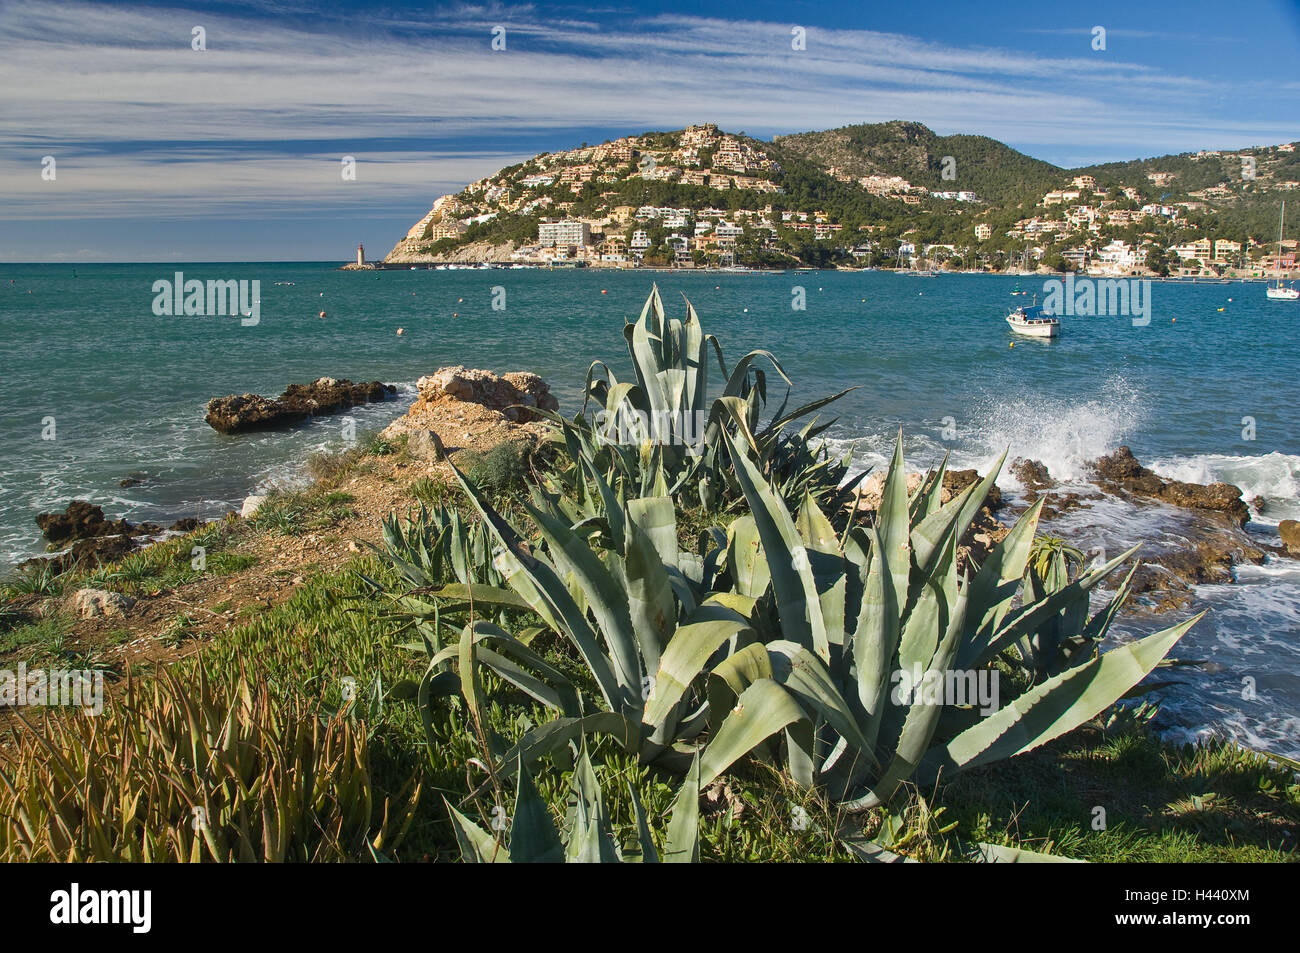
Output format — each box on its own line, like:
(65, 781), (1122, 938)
(2, 0), (1298, 262)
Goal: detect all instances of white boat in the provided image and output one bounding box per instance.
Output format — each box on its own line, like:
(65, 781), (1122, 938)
(1267, 201), (1299, 300)
(1006, 302), (1060, 338)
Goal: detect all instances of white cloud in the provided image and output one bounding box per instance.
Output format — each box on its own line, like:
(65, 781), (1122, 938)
(0, 0), (1296, 235)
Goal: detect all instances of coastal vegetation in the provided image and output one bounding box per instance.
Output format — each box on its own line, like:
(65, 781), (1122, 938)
(1, 288), (1297, 863)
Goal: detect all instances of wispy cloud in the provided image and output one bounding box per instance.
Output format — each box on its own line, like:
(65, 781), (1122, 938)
(0, 0), (1296, 259)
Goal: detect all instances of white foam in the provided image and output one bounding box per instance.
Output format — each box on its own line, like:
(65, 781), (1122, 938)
(1147, 451), (1300, 525)
(969, 376), (1146, 486)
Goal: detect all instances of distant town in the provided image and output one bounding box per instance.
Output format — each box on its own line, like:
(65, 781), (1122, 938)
(367, 123), (1300, 277)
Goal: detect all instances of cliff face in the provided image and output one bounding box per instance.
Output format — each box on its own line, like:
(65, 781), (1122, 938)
(384, 238), (518, 264)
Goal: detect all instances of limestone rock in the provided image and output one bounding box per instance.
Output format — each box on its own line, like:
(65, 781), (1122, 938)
(72, 588), (136, 619)
(407, 429), (447, 462)
(412, 366), (559, 422)
(1279, 519), (1300, 555)
(240, 495), (267, 518)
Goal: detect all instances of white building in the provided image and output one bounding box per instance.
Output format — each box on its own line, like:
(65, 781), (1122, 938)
(537, 220), (591, 247)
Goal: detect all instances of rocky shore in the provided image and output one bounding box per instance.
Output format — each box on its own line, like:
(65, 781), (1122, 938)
(29, 501), (205, 574)
(205, 377), (397, 434)
(20, 371), (1299, 632)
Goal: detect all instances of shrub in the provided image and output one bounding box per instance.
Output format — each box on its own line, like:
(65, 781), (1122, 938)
(463, 441), (531, 496)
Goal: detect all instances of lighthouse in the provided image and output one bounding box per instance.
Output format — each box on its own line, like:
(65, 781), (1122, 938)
(356, 243), (366, 267)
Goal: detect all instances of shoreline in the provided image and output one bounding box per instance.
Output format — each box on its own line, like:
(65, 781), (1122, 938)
(8, 370), (1299, 758)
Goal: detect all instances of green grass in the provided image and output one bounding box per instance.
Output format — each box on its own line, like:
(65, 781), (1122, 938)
(930, 728), (1299, 862)
(175, 552), (1299, 863)
(0, 613), (73, 660)
(249, 489), (356, 537)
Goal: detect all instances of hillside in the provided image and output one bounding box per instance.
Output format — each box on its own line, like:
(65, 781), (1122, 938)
(379, 121), (1300, 276)
(771, 120), (1063, 205)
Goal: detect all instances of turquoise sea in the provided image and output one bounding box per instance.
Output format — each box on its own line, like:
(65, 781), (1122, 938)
(2, 262), (1298, 754)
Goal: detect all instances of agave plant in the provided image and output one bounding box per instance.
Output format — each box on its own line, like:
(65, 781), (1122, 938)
(548, 285), (860, 514)
(408, 457), (761, 776)
(1012, 534), (1137, 683)
(446, 747), (700, 863)
(691, 428), (1202, 808)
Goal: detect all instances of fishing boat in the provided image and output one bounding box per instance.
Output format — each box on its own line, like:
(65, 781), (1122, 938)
(1267, 200), (1299, 300)
(1006, 300), (1060, 338)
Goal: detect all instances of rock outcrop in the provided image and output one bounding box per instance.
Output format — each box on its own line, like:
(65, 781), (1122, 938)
(1279, 519), (1300, 556)
(205, 377), (397, 434)
(381, 366), (558, 460)
(408, 366), (558, 422)
(1010, 458), (1055, 492)
(30, 502), (210, 573)
(36, 500), (137, 546)
(71, 588), (135, 619)
(1091, 446), (1250, 527)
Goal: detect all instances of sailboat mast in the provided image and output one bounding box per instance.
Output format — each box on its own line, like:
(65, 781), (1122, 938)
(1279, 201), (1287, 288)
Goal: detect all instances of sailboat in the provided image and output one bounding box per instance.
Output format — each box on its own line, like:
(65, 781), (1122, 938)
(1267, 200), (1299, 300)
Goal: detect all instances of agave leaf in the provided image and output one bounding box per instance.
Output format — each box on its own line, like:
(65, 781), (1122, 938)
(663, 752), (701, 862)
(956, 498), (1045, 669)
(700, 678), (809, 788)
(765, 641), (876, 771)
(494, 713), (644, 779)
(921, 613), (1203, 781)
(509, 760), (564, 863)
(975, 544), (1142, 667)
(841, 835), (917, 863)
(565, 746), (621, 863)
(853, 525), (901, 754)
(627, 784), (660, 863)
(721, 427), (828, 660)
(967, 841), (1084, 863)
(444, 798), (507, 863)
(643, 611), (754, 733)
(727, 515), (771, 598)
(622, 516), (677, 676)
(526, 495), (641, 704)
(447, 461), (627, 711)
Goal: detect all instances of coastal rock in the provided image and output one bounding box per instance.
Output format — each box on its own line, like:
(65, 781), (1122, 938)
(1010, 458), (1055, 493)
(21, 533), (140, 576)
(71, 588), (135, 619)
(944, 469), (1003, 512)
(204, 377), (397, 434)
(36, 501), (134, 545)
(1091, 446), (1250, 527)
(407, 429), (447, 462)
(1278, 519), (1300, 555)
(168, 518), (206, 533)
(240, 495), (267, 518)
(413, 366), (559, 422)
(1036, 491), (1099, 520)
(850, 471), (924, 512)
